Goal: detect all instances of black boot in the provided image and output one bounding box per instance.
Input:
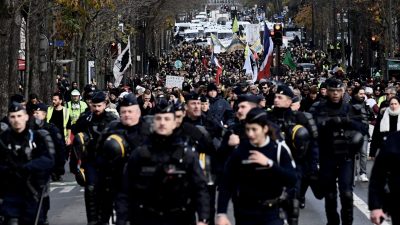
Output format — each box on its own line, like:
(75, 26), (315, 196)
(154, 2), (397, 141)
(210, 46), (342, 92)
(325, 193), (340, 225)
(340, 192), (353, 225)
(84, 185), (98, 224)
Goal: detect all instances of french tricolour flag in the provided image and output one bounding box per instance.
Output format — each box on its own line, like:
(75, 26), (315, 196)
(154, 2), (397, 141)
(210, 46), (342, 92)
(257, 23), (274, 80)
(212, 54), (223, 85)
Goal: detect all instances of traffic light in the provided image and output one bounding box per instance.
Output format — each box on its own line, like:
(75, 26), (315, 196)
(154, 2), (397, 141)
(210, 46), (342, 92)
(370, 35), (379, 51)
(273, 24), (283, 46)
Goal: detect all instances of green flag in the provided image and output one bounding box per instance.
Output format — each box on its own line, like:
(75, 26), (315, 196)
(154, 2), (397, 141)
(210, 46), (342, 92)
(232, 17), (239, 34)
(283, 51), (297, 70)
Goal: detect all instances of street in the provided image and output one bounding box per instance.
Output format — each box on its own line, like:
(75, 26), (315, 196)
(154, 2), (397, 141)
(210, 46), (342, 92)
(48, 161), (386, 225)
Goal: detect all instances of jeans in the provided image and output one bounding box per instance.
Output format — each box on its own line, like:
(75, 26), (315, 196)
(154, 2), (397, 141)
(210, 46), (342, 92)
(359, 135), (368, 175)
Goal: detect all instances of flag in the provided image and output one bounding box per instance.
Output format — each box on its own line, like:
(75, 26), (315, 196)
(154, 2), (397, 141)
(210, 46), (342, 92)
(283, 50), (297, 70)
(244, 44), (252, 74)
(243, 44), (259, 83)
(257, 23), (274, 80)
(113, 37), (132, 87)
(212, 55), (223, 85)
(232, 16), (239, 34)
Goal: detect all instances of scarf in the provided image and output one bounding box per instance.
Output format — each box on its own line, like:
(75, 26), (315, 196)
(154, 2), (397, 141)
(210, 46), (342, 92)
(380, 107), (400, 132)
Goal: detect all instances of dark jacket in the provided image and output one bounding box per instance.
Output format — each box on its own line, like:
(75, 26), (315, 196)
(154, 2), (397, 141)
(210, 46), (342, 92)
(115, 133), (210, 225)
(32, 120), (66, 176)
(369, 131), (400, 213)
(0, 128), (54, 195)
(217, 138), (297, 214)
(208, 96), (235, 127)
(370, 111), (399, 157)
(310, 99), (369, 158)
(269, 107), (319, 173)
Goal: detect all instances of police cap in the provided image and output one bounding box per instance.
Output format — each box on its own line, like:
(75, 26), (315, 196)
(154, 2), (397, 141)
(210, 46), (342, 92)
(237, 94), (260, 104)
(8, 101), (25, 113)
(174, 101), (185, 111)
(184, 92), (201, 102)
(154, 99), (175, 114)
(34, 103), (48, 112)
(91, 91), (106, 103)
(276, 85), (294, 98)
(119, 93), (138, 107)
(326, 78), (344, 89)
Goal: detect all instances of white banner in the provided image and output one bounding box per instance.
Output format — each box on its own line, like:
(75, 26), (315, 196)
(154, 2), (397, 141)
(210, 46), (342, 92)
(113, 37), (132, 87)
(246, 24), (260, 45)
(165, 75), (185, 89)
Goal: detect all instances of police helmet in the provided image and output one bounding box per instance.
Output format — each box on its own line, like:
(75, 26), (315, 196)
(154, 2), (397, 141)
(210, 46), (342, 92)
(73, 132), (90, 156)
(289, 125), (310, 158)
(103, 134), (128, 161)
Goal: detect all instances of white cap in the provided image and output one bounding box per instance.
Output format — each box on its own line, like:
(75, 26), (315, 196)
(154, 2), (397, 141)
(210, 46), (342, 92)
(71, 90), (80, 96)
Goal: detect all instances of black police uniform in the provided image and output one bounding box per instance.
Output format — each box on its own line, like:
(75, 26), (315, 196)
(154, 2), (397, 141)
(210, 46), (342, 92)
(183, 93), (221, 225)
(70, 92), (118, 225)
(269, 86), (320, 225)
(310, 79), (368, 225)
(217, 94), (260, 178)
(217, 138), (297, 225)
(95, 94), (151, 224)
(0, 105), (55, 225)
(369, 131), (400, 225)
(115, 103), (210, 225)
(31, 103), (66, 225)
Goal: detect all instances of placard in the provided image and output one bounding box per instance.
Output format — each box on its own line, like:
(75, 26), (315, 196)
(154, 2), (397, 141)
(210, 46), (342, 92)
(165, 75), (185, 89)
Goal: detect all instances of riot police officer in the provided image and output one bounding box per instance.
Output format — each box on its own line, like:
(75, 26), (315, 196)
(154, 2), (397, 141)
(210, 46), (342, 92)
(95, 93), (150, 224)
(115, 100), (210, 225)
(268, 85), (319, 225)
(31, 103), (66, 224)
(0, 102), (55, 225)
(310, 79), (368, 225)
(218, 94), (261, 176)
(183, 92), (222, 224)
(70, 91), (118, 225)
(32, 103), (66, 181)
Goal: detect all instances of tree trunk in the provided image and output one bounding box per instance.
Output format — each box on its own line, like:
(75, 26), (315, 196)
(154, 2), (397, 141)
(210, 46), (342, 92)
(0, 1), (22, 117)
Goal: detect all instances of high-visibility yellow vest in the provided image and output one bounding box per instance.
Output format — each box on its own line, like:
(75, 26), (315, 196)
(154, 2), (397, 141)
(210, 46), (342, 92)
(47, 106), (69, 140)
(67, 101), (87, 125)
(377, 95), (386, 107)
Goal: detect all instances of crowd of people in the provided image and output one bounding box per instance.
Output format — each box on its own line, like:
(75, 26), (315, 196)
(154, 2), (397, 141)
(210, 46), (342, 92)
(0, 40), (399, 225)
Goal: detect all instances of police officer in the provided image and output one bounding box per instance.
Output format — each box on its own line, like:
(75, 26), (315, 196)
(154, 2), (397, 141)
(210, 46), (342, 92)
(268, 85), (319, 225)
(216, 108), (297, 225)
(31, 103), (66, 224)
(32, 103), (66, 181)
(115, 100), (210, 225)
(218, 94), (261, 174)
(0, 102), (55, 225)
(70, 91), (118, 225)
(183, 92), (220, 225)
(310, 78), (368, 225)
(95, 93), (150, 224)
